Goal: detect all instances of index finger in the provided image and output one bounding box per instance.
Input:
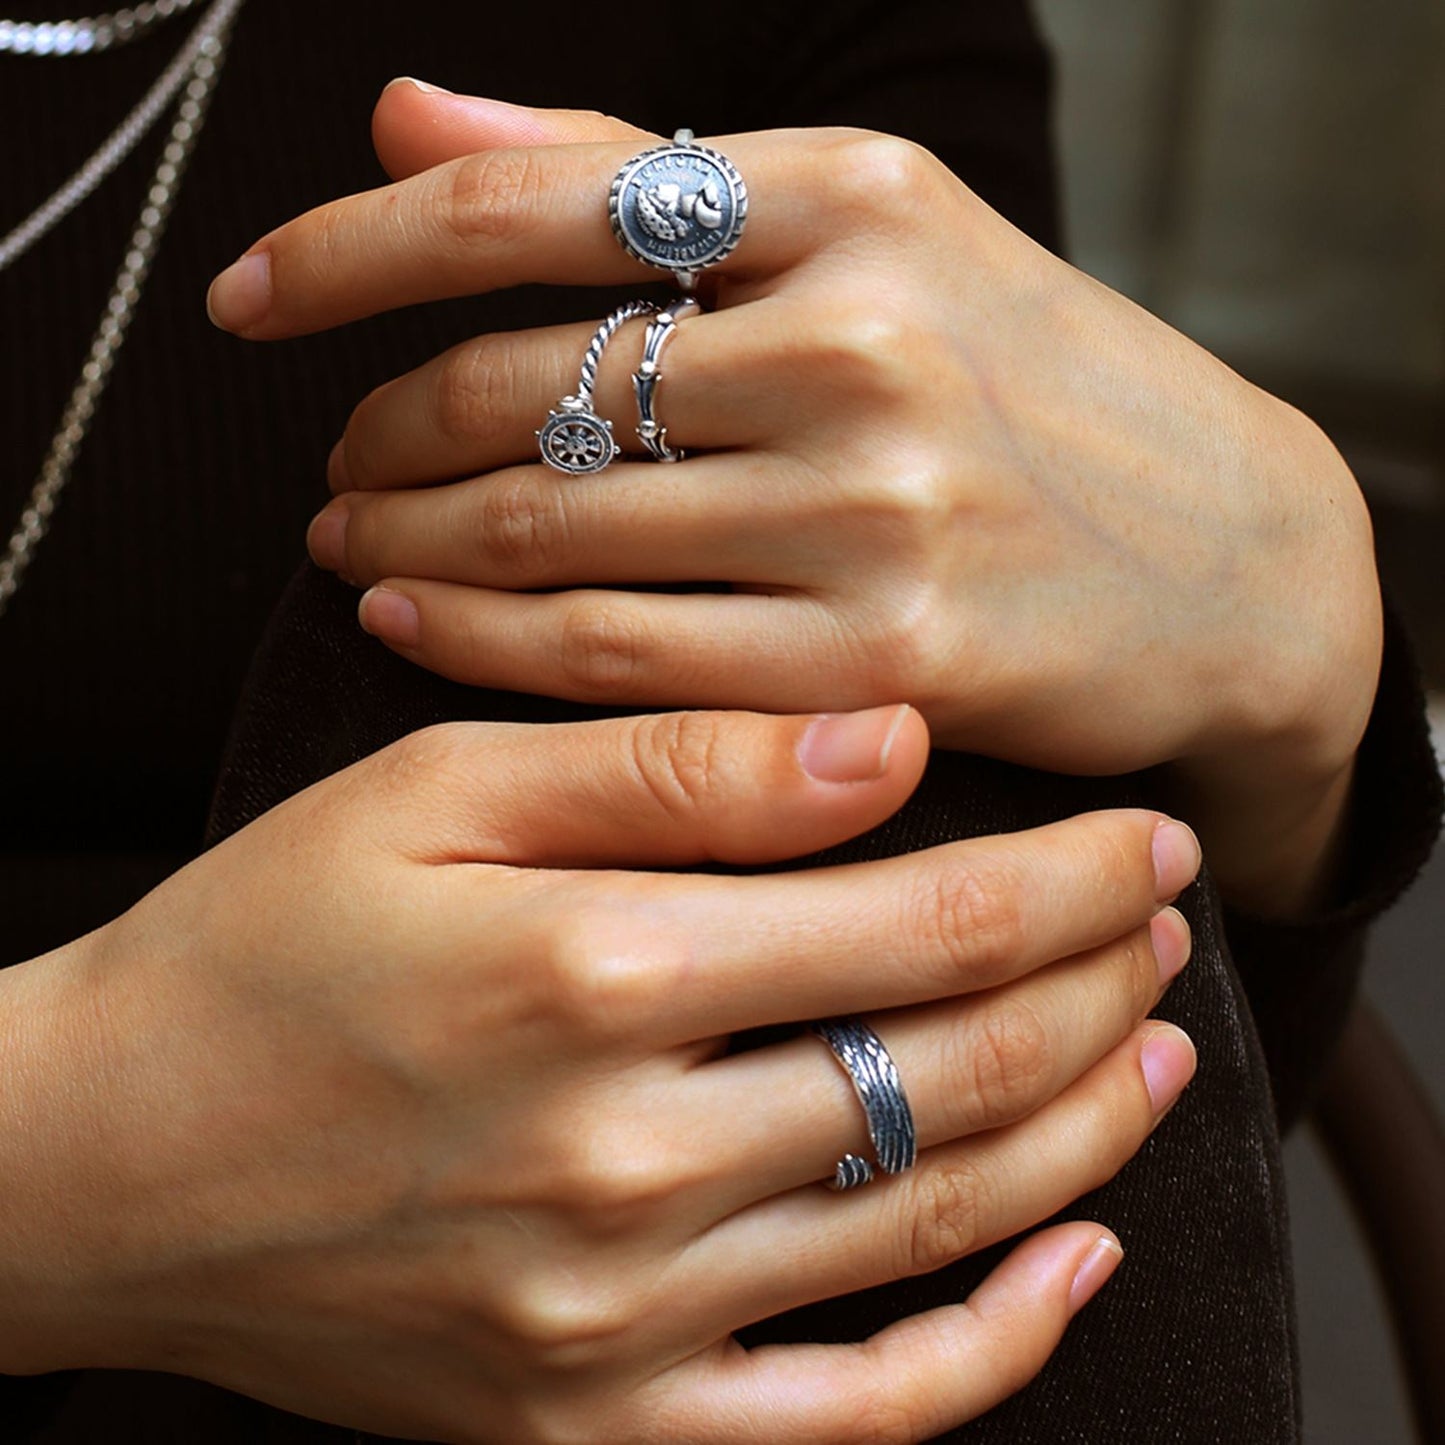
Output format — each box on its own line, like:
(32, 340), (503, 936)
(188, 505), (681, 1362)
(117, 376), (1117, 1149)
(206, 130), (851, 339)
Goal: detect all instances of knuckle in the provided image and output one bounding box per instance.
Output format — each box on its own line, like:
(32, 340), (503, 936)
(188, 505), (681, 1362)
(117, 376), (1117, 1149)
(443, 149), (548, 248)
(365, 721), (471, 796)
(532, 906), (666, 1041)
(1091, 813), (1152, 899)
(431, 340), (514, 452)
(337, 390), (385, 490)
(300, 202), (351, 293)
(628, 711), (729, 826)
(332, 723), (487, 857)
(576, 1140), (684, 1223)
(1125, 923), (1164, 1015)
(337, 495), (386, 582)
(963, 997), (1053, 1122)
(829, 131), (947, 230)
(916, 856), (1026, 986)
(476, 471), (570, 579)
(865, 465), (959, 545)
(1072, 1083), (1150, 1199)
(491, 1269), (635, 1363)
(897, 1158), (987, 1278)
(349, 722), (484, 842)
(844, 1387), (924, 1445)
(806, 306), (921, 407)
(534, 1119), (685, 1231)
(841, 576), (949, 693)
(558, 596), (646, 699)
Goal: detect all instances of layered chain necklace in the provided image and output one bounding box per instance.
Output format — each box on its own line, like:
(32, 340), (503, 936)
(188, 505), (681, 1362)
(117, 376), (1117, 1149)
(0, 2), (203, 54)
(0, 0), (245, 618)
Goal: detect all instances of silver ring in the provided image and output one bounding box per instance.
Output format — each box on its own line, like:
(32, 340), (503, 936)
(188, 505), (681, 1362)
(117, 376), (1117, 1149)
(633, 298), (700, 463)
(810, 1018), (918, 1191)
(609, 128), (748, 293)
(538, 300), (661, 475)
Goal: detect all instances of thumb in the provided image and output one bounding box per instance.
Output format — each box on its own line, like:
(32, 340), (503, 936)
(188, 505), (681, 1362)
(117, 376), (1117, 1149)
(371, 78), (652, 180)
(360, 706), (929, 869)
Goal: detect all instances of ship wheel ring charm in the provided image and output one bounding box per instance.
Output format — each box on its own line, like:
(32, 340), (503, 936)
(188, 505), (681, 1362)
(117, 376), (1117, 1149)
(537, 299), (661, 475)
(537, 397), (616, 476)
(609, 128), (748, 293)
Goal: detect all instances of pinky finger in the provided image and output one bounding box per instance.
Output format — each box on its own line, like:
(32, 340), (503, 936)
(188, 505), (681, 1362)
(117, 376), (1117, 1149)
(660, 1222), (1121, 1445)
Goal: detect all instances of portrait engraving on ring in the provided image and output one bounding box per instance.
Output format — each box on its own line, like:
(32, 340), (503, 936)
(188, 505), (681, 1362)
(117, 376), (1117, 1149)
(638, 180), (724, 241)
(611, 144), (747, 272)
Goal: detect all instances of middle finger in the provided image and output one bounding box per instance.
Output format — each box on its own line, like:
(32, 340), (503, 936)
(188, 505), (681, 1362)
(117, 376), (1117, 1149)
(506, 809), (1197, 1047)
(692, 912), (1186, 1212)
(331, 303), (797, 493)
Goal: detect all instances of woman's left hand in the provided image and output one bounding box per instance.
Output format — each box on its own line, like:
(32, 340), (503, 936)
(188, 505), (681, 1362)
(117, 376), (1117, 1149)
(207, 85), (1382, 912)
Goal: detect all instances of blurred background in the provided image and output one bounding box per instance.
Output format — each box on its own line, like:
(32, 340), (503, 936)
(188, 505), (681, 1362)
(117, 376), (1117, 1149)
(1031, 2), (1444, 1439)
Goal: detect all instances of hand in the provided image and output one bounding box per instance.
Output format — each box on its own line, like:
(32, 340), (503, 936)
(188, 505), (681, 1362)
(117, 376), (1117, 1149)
(0, 705), (1197, 1444)
(207, 86), (1381, 914)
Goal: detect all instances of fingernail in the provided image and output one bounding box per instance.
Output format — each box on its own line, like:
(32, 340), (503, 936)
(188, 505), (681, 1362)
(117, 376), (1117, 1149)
(798, 705), (910, 784)
(306, 502), (349, 573)
(206, 250), (271, 334)
(359, 587), (419, 647)
(1149, 907), (1192, 986)
(327, 439), (354, 494)
(1068, 1235), (1123, 1316)
(1151, 819), (1201, 901)
(1141, 1025), (1197, 1117)
(387, 75), (452, 96)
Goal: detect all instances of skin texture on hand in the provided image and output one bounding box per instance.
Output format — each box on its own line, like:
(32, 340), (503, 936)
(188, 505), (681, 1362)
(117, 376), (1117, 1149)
(0, 707), (1199, 1444)
(206, 84), (1382, 918)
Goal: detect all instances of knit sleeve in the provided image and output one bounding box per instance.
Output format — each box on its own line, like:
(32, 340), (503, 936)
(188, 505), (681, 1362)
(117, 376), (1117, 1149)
(1222, 600), (1443, 1128)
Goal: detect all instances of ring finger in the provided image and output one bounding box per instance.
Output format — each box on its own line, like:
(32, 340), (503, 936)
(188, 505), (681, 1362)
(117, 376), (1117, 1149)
(680, 1020), (1196, 1342)
(691, 909), (1187, 1213)
(313, 454), (838, 592)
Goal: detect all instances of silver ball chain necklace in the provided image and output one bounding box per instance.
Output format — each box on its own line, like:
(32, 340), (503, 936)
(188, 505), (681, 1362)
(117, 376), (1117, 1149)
(0, 0), (246, 619)
(0, 1), (203, 55)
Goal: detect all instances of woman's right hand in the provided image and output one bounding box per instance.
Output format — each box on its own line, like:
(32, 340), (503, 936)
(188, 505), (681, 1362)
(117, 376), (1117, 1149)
(0, 705), (1197, 1445)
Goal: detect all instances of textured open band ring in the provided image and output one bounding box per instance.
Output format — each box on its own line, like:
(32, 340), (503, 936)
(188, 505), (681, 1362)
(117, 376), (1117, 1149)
(633, 298), (700, 462)
(811, 1018), (918, 1190)
(609, 128), (748, 293)
(537, 299), (661, 475)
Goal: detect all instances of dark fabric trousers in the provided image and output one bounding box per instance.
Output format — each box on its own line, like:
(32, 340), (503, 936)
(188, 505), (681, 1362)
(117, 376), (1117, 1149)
(15, 567), (1300, 1443)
